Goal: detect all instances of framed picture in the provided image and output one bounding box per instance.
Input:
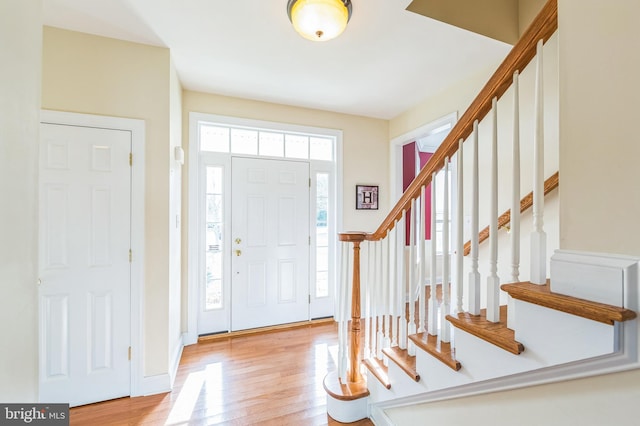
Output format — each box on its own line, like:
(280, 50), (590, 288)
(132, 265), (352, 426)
(356, 185), (379, 210)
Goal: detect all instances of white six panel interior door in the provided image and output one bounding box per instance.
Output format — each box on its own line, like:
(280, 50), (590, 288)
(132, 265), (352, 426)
(38, 123), (131, 407)
(231, 157), (310, 331)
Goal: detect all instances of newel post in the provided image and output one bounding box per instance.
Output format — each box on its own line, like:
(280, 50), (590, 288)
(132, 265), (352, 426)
(324, 231), (369, 423)
(339, 231), (367, 384)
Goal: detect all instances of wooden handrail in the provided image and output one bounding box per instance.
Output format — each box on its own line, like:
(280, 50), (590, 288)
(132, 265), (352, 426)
(369, 0), (557, 241)
(463, 171), (559, 256)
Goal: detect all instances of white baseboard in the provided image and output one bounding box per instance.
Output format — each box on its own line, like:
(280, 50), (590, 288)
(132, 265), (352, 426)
(169, 337), (185, 388)
(138, 374), (172, 396)
(182, 331), (198, 346)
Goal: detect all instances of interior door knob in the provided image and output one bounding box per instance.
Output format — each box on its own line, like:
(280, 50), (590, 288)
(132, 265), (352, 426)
(235, 249), (242, 256)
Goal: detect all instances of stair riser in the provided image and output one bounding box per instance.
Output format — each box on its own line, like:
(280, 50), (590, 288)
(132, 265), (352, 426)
(514, 300), (616, 364)
(415, 350), (471, 392)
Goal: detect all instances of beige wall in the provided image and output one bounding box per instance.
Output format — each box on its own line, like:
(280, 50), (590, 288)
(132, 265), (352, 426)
(390, 64), (496, 141)
(387, 0), (640, 423)
(518, 0), (547, 35)
(0, 0), (42, 402)
(42, 27), (172, 377)
(559, 0), (640, 257)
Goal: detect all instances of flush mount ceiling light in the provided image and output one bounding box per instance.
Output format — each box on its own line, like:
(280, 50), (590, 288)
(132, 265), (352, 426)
(287, 0), (352, 42)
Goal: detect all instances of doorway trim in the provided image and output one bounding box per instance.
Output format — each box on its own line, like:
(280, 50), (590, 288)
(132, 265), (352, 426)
(389, 112), (458, 203)
(185, 112), (343, 344)
(39, 110), (146, 397)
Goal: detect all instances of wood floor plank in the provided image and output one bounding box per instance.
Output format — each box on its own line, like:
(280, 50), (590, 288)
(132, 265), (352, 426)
(69, 323), (373, 425)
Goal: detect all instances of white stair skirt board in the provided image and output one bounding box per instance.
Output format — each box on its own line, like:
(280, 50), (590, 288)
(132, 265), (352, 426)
(326, 395), (368, 423)
(550, 250), (639, 308)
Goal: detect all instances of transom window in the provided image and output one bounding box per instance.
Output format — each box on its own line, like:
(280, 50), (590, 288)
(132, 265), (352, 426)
(200, 124), (333, 161)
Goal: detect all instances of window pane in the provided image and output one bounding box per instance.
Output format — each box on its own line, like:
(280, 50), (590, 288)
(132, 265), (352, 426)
(309, 136), (333, 161)
(205, 164), (224, 311)
(206, 194), (223, 222)
(206, 222), (222, 252)
(231, 128), (258, 155)
(206, 279), (222, 310)
(315, 172), (329, 299)
(200, 125), (229, 153)
(259, 131), (284, 157)
(316, 271), (328, 298)
(285, 134), (309, 159)
(205, 251), (223, 310)
(206, 167), (222, 194)
(317, 173), (329, 198)
(316, 246), (329, 271)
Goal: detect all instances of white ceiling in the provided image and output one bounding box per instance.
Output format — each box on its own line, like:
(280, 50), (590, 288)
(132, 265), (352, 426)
(42, 0), (511, 120)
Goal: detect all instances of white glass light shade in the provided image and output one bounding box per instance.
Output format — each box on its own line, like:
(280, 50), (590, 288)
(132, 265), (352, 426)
(288, 0), (351, 42)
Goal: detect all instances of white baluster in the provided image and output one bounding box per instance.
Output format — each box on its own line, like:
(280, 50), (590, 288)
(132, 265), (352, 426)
(408, 198), (417, 355)
(398, 211), (407, 350)
(486, 97), (501, 323)
(530, 39), (547, 285)
(363, 240), (371, 359)
(441, 159), (451, 342)
(511, 72), (521, 283)
(419, 186), (427, 333)
(509, 71), (521, 329)
(365, 241), (372, 358)
(376, 241), (384, 360)
(391, 222), (399, 347)
(428, 172), (439, 335)
(468, 121), (481, 315)
(455, 140), (464, 313)
(383, 232), (391, 353)
(339, 241), (349, 381)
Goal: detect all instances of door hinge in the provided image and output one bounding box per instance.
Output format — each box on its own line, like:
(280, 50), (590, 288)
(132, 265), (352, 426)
(309, 294), (311, 304)
(128, 346), (132, 360)
(309, 178), (311, 188)
(129, 249), (132, 263)
(129, 153), (133, 166)
(309, 236), (311, 245)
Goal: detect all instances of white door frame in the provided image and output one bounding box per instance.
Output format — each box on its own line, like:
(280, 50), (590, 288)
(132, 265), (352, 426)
(186, 112), (343, 343)
(39, 110), (145, 397)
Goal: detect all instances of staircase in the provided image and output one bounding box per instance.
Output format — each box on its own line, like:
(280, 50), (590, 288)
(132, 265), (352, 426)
(323, 1), (640, 423)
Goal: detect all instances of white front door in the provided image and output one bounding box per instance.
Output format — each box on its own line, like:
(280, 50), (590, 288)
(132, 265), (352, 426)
(38, 123), (131, 406)
(231, 157), (310, 331)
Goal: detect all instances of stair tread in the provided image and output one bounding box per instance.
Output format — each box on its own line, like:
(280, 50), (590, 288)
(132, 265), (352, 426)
(323, 370), (370, 401)
(501, 281), (637, 325)
(446, 305), (524, 355)
(409, 332), (461, 371)
(382, 346), (420, 382)
(362, 357), (391, 389)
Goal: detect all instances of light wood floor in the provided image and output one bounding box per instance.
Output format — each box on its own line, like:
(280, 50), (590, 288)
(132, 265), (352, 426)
(70, 322), (373, 425)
